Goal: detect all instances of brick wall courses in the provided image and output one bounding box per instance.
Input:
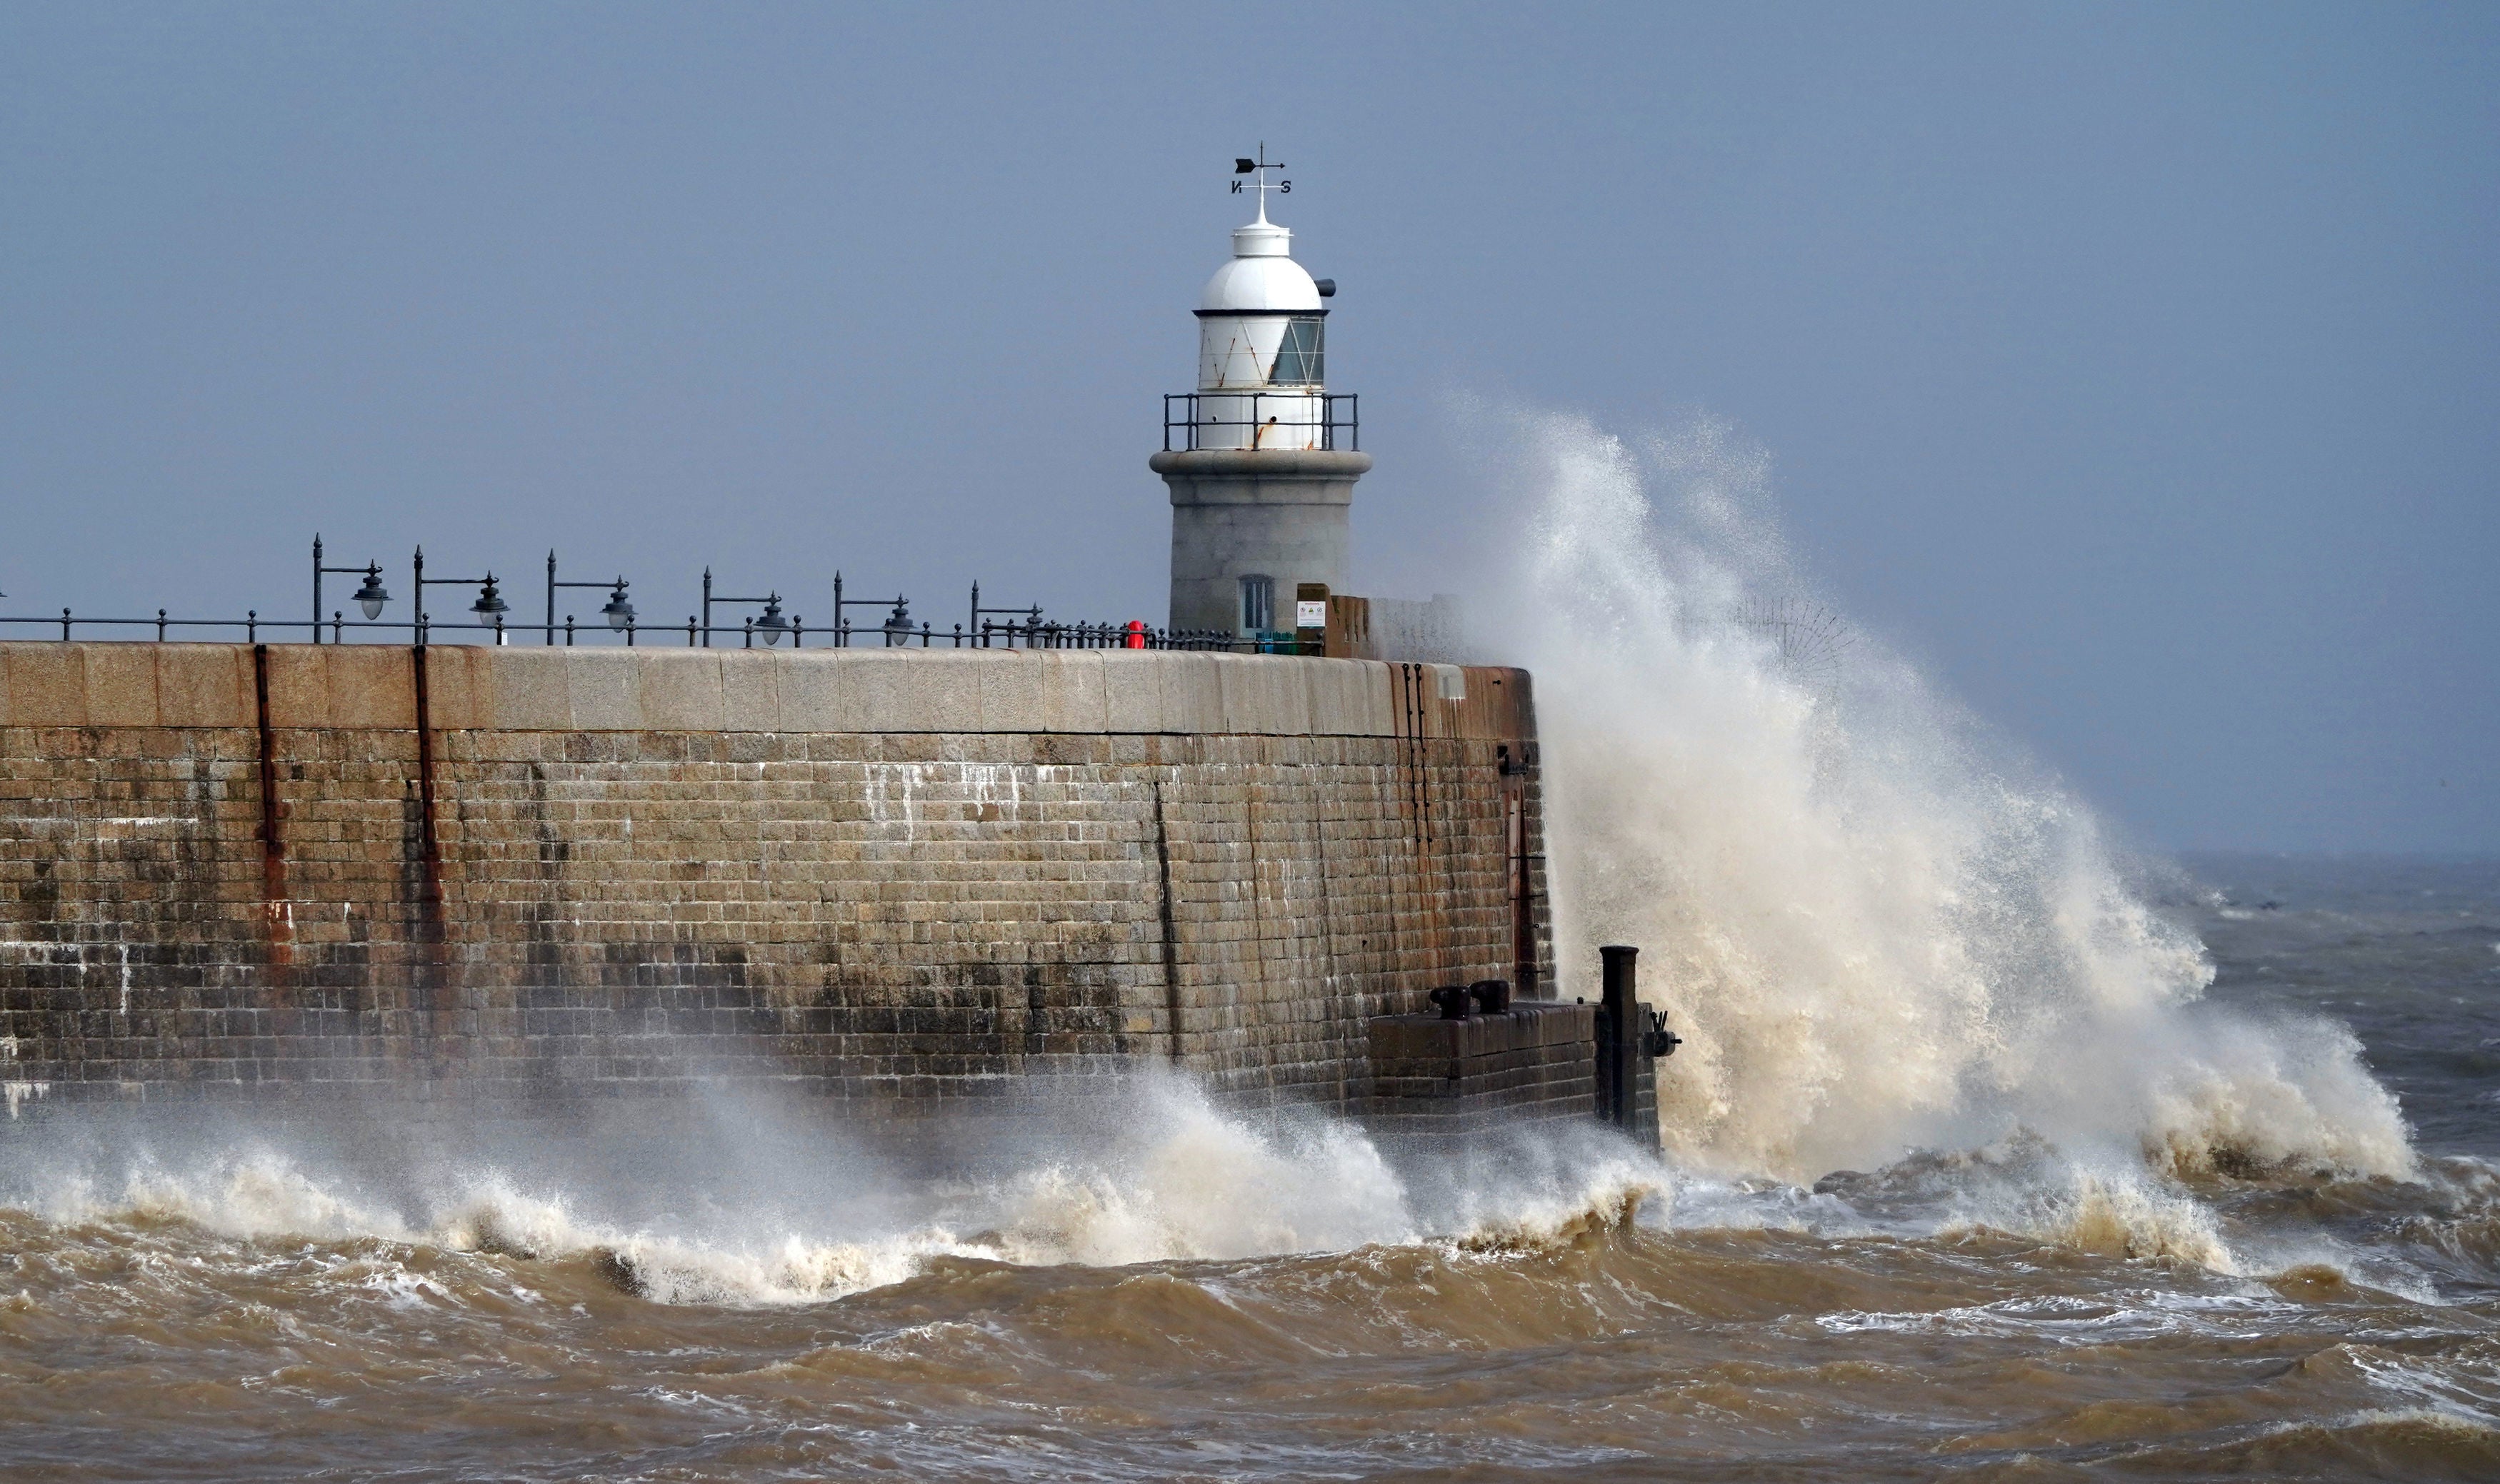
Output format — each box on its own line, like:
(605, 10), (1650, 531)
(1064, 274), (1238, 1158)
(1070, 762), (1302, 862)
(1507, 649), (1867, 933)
(0, 643), (1551, 1123)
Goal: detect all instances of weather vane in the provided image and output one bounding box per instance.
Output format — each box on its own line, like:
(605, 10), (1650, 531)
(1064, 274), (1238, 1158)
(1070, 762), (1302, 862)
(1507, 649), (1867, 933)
(1230, 144), (1289, 216)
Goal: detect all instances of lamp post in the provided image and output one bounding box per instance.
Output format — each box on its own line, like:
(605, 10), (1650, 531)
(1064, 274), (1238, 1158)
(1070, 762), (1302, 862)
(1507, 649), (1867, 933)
(969, 581), (1043, 648)
(412, 546), (511, 646)
(545, 551), (637, 646)
(312, 535), (391, 642)
(831, 571), (913, 648)
(701, 568), (799, 647)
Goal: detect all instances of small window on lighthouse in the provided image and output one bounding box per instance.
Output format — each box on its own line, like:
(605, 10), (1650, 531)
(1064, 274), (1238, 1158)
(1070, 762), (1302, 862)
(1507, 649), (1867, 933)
(1239, 574), (1276, 633)
(1269, 317), (1325, 386)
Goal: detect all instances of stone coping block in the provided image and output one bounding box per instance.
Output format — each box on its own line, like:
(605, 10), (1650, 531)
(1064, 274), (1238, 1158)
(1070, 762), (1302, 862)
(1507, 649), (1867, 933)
(0, 643), (1534, 740)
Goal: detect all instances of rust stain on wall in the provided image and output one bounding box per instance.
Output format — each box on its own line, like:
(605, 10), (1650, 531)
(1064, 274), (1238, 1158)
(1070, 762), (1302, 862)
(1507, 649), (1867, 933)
(249, 643), (294, 989)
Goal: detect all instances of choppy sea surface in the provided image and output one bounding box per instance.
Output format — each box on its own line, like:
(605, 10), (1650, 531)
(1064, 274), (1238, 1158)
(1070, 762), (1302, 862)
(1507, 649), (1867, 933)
(0, 853), (2494, 1482)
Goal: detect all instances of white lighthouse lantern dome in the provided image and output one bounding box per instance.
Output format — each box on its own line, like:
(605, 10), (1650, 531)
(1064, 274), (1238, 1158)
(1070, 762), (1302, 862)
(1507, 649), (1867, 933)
(1191, 164), (1331, 436)
(1199, 234), (1322, 314)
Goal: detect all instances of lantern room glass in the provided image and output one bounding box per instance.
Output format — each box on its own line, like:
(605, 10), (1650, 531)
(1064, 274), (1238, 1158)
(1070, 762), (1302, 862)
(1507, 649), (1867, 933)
(1268, 316), (1324, 386)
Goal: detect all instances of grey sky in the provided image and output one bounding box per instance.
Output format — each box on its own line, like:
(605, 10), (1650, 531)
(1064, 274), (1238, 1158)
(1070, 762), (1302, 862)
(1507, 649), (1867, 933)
(2, 3), (2492, 852)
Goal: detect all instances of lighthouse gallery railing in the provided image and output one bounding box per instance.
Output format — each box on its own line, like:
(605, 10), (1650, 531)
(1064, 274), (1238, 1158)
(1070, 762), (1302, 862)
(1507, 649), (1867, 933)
(1161, 392), (1359, 453)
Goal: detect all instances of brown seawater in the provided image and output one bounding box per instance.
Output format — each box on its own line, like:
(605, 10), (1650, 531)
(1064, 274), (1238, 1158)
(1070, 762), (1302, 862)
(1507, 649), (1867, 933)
(4, 1138), (2499, 1480)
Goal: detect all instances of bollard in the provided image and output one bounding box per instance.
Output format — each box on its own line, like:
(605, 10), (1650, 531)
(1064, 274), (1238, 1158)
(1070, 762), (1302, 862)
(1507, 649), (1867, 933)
(1427, 985), (1473, 1021)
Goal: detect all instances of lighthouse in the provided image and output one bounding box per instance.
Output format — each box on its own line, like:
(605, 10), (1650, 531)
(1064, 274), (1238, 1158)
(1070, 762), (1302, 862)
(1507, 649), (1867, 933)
(1154, 152), (1370, 637)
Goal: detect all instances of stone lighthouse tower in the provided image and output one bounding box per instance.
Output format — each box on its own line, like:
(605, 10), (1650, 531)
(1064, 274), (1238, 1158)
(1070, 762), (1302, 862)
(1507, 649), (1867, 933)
(1154, 153), (1370, 636)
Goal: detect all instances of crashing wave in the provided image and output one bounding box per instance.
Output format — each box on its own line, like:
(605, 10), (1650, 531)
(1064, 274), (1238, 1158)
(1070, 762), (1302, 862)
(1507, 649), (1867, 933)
(1489, 407), (2416, 1187)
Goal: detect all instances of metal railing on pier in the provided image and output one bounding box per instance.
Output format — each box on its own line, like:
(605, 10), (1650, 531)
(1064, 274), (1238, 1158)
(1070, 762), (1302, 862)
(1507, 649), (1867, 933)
(1, 538), (1338, 654)
(0, 609), (1328, 655)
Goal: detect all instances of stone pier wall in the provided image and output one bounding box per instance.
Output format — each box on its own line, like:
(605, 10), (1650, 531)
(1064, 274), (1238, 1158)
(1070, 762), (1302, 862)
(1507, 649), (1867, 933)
(0, 643), (1546, 1123)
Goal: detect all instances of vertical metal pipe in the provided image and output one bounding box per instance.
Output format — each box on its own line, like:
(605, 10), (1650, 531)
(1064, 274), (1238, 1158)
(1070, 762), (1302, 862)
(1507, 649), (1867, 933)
(312, 535), (324, 643)
(1599, 944), (1639, 1130)
(546, 550), (557, 645)
(701, 568), (713, 648)
(1506, 771), (1533, 998)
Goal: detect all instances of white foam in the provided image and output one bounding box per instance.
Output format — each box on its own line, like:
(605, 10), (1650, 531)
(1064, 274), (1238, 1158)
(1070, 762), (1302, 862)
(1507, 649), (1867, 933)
(0, 1082), (1665, 1307)
(1493, 408), (2416, 1187)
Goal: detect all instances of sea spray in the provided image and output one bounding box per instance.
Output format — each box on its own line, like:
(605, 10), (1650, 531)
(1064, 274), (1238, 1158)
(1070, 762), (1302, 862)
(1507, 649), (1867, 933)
(1494, 408), (2416, 1184)
(0, 1074), (1664, 1306)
